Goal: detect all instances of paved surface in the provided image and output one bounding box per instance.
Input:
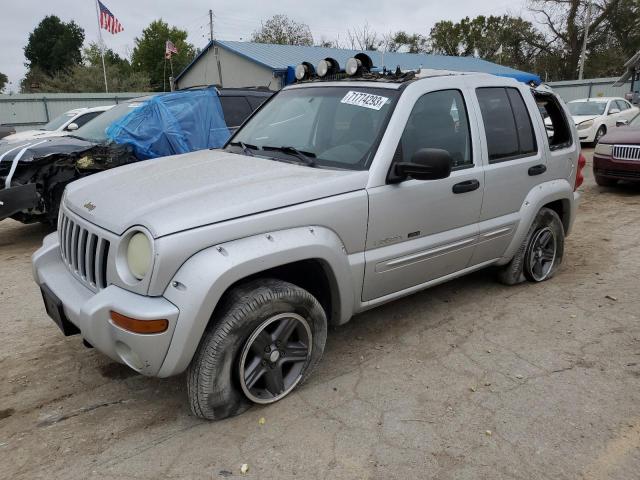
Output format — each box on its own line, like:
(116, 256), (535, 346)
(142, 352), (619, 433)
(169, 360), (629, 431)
(1, 150), (640, 479)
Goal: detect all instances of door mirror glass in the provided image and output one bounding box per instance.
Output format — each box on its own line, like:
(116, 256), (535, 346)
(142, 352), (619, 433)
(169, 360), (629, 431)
(66, 122), (79, 131)
(608, 108), (620, 115)
(395, 148), (452, 181)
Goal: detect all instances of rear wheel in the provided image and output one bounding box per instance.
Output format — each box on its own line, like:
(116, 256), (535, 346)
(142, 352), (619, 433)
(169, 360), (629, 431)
(592, 125), (606, 146)
(187, 279), (327, 420)
(498, 207), (564, 285)
(595, 175), (617, 187)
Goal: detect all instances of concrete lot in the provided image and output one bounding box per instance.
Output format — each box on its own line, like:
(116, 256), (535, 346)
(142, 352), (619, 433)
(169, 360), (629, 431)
(1, 150), (639, 479)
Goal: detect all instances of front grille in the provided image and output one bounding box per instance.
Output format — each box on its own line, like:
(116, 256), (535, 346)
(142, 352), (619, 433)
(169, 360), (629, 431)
(59, 210), (110, 290)
(600, 169), (640, 179)
(613, 145), (640, 161)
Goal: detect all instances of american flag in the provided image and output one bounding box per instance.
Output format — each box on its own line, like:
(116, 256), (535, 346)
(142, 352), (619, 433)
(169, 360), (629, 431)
(165, 40), (178, 59)
(98, 0), (124, 35)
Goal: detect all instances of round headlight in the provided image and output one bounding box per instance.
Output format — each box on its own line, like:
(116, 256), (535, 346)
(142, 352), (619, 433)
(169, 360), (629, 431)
(127, 232), (152, 280)
(317, 59), (329, 77)
(346, 57), (361, 76)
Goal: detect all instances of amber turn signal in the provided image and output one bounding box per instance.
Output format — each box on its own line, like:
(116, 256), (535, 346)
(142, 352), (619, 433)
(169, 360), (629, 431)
(110, 311), (168, 334)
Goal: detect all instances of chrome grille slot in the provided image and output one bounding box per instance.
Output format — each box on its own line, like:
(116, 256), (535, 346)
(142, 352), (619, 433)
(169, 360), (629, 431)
(613, 145), (640, 161)
(58, 209), (111, 290)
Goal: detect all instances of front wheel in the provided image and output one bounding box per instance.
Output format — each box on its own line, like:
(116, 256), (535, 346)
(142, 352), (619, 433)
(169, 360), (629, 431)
(187, 279), (327, 420)
(497, 207), (564, 285)
(592, 126), (606, 146)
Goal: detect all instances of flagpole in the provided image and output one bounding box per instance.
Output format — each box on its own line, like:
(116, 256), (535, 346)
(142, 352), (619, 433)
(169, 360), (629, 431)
(94, 0), (108, 93)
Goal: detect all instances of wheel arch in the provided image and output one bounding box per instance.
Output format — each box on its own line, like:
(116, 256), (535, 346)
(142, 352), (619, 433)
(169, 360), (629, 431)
(158, 226), (357, 377)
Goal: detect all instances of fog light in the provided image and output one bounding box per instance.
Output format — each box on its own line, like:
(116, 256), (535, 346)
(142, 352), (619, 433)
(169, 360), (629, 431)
(317, 57), (340, 77)
(110, 311), (168, 334)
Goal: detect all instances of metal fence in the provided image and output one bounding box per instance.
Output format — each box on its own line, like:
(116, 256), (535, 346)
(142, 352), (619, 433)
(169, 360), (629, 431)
(547, 77), (632, 103)
(0, 92), (153, 131)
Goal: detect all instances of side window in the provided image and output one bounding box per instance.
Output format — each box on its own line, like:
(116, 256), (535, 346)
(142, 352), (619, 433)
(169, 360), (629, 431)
(70, 111), (101, 129)
(247, 96), (268, 111)
(397, 89), (473, 169)
(506, 88), (537, 156)
(535, 92), (573, 150)
(476, 87), (537, 163)
(616, 100), (629, 111)
(219, 96), (252, 127)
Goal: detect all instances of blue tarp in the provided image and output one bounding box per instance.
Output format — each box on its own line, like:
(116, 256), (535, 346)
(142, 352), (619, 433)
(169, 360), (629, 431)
(106, 88), (231, 160)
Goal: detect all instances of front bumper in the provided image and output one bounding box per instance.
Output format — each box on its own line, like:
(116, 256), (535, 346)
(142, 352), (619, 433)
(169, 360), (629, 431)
(32, 233), (180, 376)
(577, 125), (596, 142)
(0, 183), (37, 220)
(593, 154), (640, 182)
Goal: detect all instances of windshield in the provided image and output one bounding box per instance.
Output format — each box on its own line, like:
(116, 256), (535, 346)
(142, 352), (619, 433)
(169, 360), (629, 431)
(228, 86), (399, 170)
(568, 101), (607, 116)
(74, 101), (145, 142)
(41, 112), (75, 131)
(630, 113), (640, 127)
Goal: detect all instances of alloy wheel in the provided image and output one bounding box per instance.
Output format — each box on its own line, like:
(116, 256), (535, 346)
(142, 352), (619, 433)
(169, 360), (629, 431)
(239, 313), (312, 404)
(525, 227), (557, 281)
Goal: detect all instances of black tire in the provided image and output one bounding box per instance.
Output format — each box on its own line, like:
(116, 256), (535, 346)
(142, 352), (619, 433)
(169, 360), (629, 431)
(497, 207), (564, 285)
(187, 279), (327, 420)
(595, 175), (617, 187)
(592, 126), (606, 147)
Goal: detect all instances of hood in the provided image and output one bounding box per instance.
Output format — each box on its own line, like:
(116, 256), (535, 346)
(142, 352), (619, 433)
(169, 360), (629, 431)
(571, 115), (598, 125)
(65, 150), (369, 238)
(598, 126), (640, 145)
(0, 136), (96, 164)
(0, 129), (67, 144)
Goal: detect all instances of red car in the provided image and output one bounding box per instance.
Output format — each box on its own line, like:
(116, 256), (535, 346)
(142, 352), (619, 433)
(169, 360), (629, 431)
(593, 112), (640, 186)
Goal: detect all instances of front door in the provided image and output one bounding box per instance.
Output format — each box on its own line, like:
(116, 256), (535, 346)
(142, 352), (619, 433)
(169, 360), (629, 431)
(363, 89), (483, 301)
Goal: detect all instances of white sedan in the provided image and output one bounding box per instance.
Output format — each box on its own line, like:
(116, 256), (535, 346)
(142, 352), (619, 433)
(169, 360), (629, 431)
(0, 105), (113, 145)
(567, 97), (639, 144)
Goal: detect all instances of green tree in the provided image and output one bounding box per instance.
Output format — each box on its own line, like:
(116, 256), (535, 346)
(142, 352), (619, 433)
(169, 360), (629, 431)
(252, 15), (313, 46)
(83, 42), (128, 69)
(131, 20), (195, 91)
(0, 72), (7, 92)
(28, 64), (150, 93)
(24, 15), (85, 75)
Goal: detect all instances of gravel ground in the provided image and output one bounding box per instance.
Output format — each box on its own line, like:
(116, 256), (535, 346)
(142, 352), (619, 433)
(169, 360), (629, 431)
(1, 149), (639, 480)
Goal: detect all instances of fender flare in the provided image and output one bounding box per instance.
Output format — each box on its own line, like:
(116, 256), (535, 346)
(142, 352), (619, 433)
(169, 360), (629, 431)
(157, 225), (357, 377)
(499, 179), (576, 264)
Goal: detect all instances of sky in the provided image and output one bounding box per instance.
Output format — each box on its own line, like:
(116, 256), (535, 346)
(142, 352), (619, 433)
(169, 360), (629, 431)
(0, 0), (531, 93)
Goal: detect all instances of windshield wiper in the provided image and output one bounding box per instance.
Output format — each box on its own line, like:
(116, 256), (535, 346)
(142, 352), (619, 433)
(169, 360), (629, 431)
(228, 141), (258, 157)
(261, 145), (316, 167)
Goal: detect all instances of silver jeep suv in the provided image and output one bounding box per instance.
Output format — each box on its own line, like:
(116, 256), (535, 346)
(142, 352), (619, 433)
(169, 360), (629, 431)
(33, 65), (584, 420)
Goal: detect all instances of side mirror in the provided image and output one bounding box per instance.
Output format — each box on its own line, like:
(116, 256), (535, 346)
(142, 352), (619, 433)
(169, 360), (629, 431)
(616, 119), (629, 127)
(395, 148), (452, 181)
(608, 108), (620, 115)
(66, 122), (79, 131)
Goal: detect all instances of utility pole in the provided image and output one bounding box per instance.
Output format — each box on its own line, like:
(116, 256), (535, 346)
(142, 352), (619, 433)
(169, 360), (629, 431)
(578, 0), (593, 80)
(209, 9), (214, 42)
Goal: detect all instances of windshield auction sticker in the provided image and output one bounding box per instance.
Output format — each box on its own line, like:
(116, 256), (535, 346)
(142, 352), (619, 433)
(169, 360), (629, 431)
(341, 91), (389, 110)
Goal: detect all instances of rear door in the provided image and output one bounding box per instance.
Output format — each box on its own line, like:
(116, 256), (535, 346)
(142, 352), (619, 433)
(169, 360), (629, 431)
(469, 86), (545, 265)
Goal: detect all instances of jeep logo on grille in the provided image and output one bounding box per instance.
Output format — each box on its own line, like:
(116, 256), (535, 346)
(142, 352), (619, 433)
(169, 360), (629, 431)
(83, 202), (96, 211)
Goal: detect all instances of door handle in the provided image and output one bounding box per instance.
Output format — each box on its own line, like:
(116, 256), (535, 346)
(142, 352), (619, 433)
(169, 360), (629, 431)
(528, 164), (547, 176)
(452, 179), (480, 194)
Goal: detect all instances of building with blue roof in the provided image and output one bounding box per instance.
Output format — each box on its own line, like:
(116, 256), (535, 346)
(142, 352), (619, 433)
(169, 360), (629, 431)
(175, 40), (541, 91)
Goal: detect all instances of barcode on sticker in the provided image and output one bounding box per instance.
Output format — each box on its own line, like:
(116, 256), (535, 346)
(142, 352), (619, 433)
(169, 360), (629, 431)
(341, 91), (388, 110)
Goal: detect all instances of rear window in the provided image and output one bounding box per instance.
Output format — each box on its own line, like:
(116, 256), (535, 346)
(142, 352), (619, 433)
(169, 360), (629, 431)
(476, 87), (537, 162)
(220, 96), (252, 128)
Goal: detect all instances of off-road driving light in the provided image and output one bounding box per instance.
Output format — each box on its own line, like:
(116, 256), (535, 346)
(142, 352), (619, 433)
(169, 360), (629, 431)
(295, 62), (315, 81)
(317, 57), (340, 77)
(110, 311), (168, 334)
(345, 53), (374, 76)
(126, 231), (152, 279)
